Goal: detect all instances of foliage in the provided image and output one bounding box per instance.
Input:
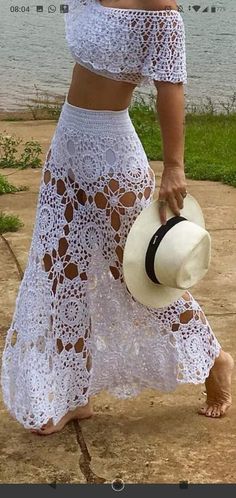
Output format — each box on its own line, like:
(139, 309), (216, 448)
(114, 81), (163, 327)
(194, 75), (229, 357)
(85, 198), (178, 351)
(0, 132), (42, 169)
(0, 211), (24, 233)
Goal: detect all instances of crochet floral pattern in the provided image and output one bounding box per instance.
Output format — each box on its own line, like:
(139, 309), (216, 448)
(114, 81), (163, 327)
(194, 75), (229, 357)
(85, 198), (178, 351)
(1, 103), (220, 429)
(64, 0), (187, 86)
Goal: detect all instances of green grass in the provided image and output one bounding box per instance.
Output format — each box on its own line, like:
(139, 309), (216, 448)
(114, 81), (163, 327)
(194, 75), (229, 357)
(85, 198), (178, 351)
(0, 174), (29, 195)
(130, 96), (236, 188)
(184, 113), (236, 187)
(0, 174), (27, 232)
(0, 211), (24, 233)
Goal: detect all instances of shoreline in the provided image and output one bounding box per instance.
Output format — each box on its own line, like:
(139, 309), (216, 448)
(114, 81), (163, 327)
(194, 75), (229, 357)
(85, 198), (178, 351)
(0, 109), (59, 121)
(1, 101), (235, 121)
(1, 89), (236, 121)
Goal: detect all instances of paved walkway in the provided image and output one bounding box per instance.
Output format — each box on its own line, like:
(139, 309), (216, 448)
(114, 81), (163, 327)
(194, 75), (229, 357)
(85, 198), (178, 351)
(0, 120), (236, 484)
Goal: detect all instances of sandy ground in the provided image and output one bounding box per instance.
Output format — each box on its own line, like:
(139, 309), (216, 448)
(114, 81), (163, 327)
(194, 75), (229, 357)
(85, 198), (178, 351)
(0, 120), (236, 484)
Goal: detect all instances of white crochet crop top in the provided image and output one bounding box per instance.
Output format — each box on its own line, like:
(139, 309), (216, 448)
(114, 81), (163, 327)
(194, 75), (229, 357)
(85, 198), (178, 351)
(64, 0), (187, 86)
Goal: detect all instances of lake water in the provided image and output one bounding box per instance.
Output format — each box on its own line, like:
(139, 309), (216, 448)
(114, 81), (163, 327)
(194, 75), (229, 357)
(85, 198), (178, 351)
(0, 0), (235, 112)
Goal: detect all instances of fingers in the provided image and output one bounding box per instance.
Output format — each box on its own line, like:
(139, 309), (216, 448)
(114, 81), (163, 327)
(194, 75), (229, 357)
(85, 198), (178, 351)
(159, 203), (167, 226)
(158, 166), (188, 224)
(158, 191), (187, 225)
(167, 194), (181, 217)
(175, 191), (185, 210)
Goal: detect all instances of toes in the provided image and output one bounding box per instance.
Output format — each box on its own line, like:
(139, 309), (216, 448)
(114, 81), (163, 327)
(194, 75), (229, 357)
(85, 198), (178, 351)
(220, 403), (230, 416)
(37, 427), (56, 435)
(30, 426), (53, 435)
(208, 403), (231, 417)
(198, 400), (231, 418)
(198, 404), (208, 415)
(211, 406), (221, 418)
(211, 411), (217, 418)
(202, 404), (216, 417)
(205, 406), (214, 417)
(200, 404), (227, 418)
(36, 423), (63, 435)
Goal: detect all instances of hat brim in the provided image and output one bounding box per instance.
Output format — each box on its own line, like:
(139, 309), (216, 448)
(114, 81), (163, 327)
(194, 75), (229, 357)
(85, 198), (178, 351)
(123, 194), (206, 308)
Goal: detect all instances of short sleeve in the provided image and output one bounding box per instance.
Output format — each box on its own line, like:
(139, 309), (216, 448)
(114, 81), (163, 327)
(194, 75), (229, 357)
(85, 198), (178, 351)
(147, 13), (187, 84)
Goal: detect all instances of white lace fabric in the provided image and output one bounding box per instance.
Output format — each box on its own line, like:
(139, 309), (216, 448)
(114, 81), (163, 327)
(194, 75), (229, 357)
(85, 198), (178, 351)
(64, 0), (188, 86)
(1, 101), (221, 429)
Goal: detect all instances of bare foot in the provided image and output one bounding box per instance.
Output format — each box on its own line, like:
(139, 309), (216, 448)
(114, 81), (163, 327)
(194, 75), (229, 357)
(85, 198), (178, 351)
(30, 400), (94, 436)
(198, 350), (234, 418)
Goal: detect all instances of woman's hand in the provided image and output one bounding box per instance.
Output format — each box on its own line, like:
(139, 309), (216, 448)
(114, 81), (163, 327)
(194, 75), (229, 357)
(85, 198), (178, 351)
(158, 166), (188, 225)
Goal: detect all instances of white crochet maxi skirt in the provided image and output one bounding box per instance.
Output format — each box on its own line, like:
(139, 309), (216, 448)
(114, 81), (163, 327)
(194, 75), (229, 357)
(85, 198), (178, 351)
(1, 100), (221, 429)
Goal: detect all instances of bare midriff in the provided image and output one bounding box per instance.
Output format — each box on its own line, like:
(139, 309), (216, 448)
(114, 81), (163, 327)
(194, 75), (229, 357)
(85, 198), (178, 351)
(66, 63), (137, 111)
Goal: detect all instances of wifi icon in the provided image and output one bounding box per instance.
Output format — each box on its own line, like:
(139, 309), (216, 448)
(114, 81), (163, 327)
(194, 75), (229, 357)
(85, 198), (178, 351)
(192, 5), (201, 11)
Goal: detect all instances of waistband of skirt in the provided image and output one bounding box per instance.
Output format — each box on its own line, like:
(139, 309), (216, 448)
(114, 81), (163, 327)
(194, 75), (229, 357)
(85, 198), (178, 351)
(59, 97), (134, 135)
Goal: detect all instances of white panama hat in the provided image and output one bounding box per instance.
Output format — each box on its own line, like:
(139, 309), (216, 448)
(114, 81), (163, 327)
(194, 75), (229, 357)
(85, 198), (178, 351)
(123, 194), (211, 308)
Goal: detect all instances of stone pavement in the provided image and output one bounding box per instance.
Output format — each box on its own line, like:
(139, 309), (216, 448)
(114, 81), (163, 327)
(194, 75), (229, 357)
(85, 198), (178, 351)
(0, 120), (235, 484)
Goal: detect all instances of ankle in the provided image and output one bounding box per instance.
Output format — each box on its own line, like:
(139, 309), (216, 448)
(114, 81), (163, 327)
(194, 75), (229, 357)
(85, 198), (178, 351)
(214, 350), (233, 367)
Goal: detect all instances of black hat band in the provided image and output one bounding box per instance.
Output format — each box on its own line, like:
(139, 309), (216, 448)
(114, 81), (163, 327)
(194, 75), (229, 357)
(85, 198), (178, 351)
(145, 216), (187, 285)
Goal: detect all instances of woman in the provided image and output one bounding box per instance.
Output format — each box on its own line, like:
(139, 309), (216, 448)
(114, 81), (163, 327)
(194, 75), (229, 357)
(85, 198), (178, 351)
(1, 0), (234, 435)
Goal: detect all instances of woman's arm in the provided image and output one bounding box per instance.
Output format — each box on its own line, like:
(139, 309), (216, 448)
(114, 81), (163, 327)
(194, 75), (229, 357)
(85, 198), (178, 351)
(154, 81), (188, 225)
(155, 81), (185, 169)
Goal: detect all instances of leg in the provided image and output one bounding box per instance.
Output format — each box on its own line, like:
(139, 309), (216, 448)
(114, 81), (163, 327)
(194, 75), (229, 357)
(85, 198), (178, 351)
(198, 349), (234, 418)
(31, 330), (94, 435)
(31, 162), (95, 435)
(172, 291), (234, 418)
